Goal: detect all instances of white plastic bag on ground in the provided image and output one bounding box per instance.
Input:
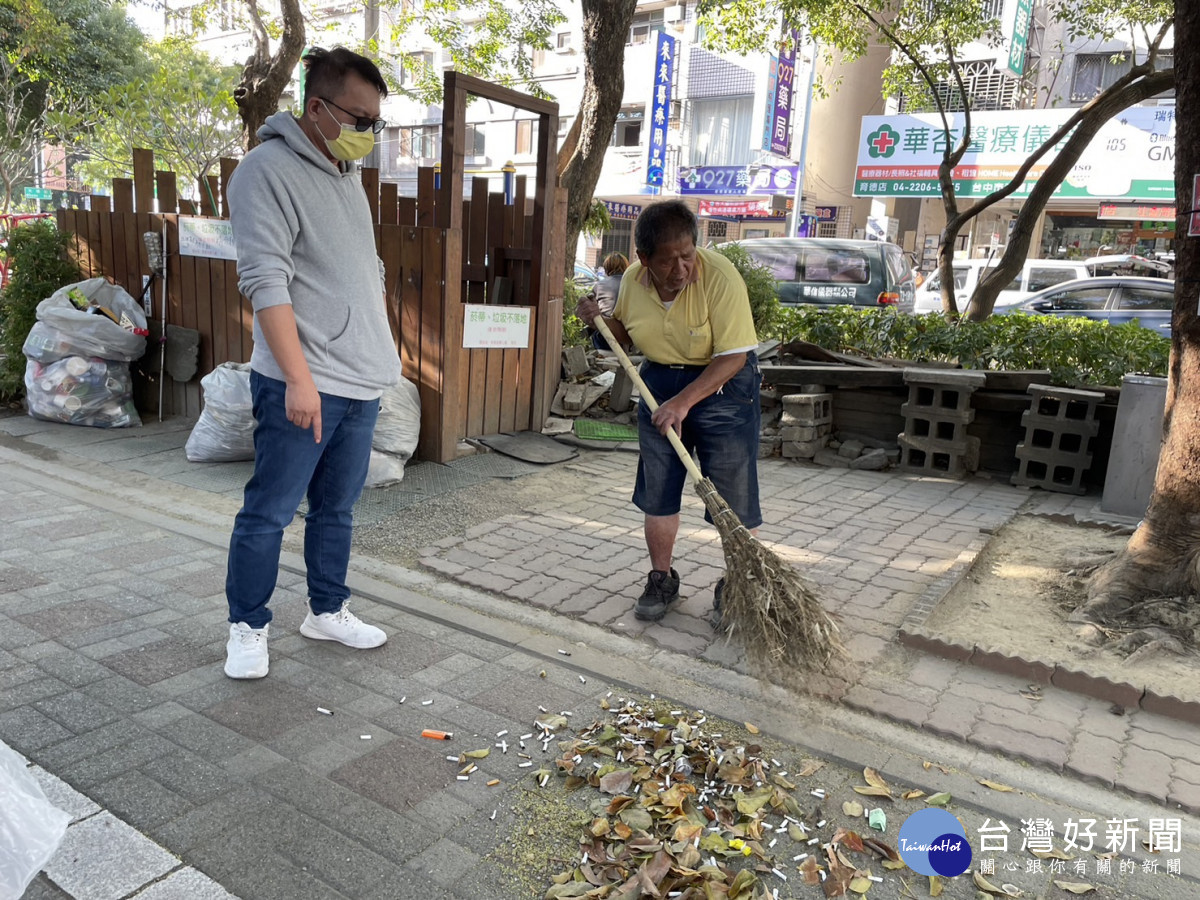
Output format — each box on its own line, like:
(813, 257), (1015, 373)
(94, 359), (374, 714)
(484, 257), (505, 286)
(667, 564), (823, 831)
(364, 378), (420, 488)
(185, 362), (255, 462)
(24, 356), (141, 428)
(23, 277), (148, 363)
(0, 740), (71, 899)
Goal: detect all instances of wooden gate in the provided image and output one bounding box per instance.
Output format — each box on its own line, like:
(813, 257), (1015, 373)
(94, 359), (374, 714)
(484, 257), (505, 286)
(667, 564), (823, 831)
(57, 72), (566, 463)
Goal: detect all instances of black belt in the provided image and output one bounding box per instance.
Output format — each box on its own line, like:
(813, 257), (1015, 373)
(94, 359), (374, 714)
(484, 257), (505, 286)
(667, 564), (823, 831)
(645, 360), (707, 370)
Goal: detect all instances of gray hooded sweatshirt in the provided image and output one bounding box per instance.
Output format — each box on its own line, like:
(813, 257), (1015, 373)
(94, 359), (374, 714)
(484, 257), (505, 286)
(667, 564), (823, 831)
(227, 111), (401, 400)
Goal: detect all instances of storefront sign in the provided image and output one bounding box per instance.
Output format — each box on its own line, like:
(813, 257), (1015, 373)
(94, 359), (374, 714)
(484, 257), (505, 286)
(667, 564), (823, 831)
(179, 217), (237, 260)
(603, 200), (642, 220)
(646, 32), (676, 189)
(770, 27), (800, 157)
(463, 305), (531, 348)
(854, 108), (1175, 201)
(698, 199), (786, 218)
(1097, 202), (1176, 221)
(760, 55), (779, 153)
(679, 164), (799, 196)
(815, 206), (838, 221)
(1005, 0), (1034, 77)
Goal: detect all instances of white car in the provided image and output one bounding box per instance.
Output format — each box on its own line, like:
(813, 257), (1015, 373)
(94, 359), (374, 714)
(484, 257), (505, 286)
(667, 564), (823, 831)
(914, 258), (1090, 314)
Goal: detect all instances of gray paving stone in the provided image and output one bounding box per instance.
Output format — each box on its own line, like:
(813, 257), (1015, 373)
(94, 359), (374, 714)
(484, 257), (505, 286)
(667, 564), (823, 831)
(87, 770), (194, 830)
(405, 837), (481, 889)
(28, 765), (102, 822)
(44, 812), (179, 900)
(0, 706), (75, 754)
(128, 867), (239, 900)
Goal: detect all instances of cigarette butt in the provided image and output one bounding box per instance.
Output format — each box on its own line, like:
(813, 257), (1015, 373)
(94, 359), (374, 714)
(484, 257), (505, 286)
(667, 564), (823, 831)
(446, 755), (459, 761)
(868, 876), (883, 883)
(360, 735), (372, 740)
(518, 761), (533, 768)
(487, 779), (500, 786)
(538, 705), (547, 713)
(490, 809), (497, 820)
(557, 649), (571, 655)
(457, 775), (470, 781)
(421, 729), (453, 740)
(539, 670), (546, 678)
(519, 733), (533, 740)
(399, 696), (406, 704)
(421, 699), (433, 706)
(316, 707), (333, 716)
(496, 729), (508, 737)
(579, 676), (586, 684)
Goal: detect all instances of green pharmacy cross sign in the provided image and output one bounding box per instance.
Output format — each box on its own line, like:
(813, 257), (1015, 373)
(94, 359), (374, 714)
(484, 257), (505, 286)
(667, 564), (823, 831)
(867, 125), (899, 159)
(24, 187), (53, 201)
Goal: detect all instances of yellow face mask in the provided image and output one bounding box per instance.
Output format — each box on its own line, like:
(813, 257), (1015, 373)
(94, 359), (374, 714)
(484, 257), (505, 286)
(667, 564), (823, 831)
(319, 100), (376, 161)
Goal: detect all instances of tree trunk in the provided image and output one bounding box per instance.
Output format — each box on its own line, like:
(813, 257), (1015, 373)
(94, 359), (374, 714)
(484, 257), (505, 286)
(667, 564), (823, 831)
(965, 68), (1173, 321)
(556, 0), (637, 264)
(234, 0), (306, 151)
(1081, 5), (1200, 625)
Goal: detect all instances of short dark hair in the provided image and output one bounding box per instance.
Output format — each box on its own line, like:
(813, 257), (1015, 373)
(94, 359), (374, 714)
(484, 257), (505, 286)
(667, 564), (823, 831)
(634, 200), (698, 259)
(302, 46), (388, 104)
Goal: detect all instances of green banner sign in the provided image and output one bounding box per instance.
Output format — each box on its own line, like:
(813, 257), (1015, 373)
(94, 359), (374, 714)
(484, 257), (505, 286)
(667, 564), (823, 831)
(23, 186), (52, 200)
(1006, 0), (1034, 77)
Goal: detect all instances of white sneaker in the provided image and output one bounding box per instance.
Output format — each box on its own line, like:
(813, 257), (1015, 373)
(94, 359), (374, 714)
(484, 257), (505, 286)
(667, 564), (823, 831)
(225, 622), (269, 679)
(299, 602), (387, 649)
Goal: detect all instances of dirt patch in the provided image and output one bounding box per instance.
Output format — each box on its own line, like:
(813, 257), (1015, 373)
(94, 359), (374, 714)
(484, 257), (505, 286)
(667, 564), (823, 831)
(923, 515), (1200, 704)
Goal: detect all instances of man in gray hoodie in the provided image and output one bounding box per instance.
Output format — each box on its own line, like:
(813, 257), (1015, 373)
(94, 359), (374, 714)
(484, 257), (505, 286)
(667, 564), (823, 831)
(223, 46), (402, 679)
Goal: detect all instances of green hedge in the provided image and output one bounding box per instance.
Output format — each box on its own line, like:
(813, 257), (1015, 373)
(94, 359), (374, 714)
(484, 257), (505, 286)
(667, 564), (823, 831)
(773, 306), (1169, 388)
(0, 220), (82, 400)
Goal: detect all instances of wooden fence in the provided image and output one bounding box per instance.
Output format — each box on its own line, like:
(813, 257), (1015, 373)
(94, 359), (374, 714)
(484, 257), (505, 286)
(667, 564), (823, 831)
(57, 73), (566, 463)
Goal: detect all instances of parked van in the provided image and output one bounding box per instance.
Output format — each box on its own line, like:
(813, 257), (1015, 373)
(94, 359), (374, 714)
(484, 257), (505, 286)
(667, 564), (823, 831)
(913, 258), (1090, 314)
(724, 238), (916, 312)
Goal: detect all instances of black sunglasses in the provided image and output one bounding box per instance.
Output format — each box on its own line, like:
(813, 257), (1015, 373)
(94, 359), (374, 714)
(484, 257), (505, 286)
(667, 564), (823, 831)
(320, 97), (386, 134)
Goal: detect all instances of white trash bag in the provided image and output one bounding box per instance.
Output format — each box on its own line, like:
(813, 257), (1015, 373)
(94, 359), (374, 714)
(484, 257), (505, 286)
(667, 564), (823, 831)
(22, 277), (148, 363)
(185, 363), (255, 462)
(0, 741), (72, 899)
(24, 356), (140, 428)
(364, 378), (421, 488)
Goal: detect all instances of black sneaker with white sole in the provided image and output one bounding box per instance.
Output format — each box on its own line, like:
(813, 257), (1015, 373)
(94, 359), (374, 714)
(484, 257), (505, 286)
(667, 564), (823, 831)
(634, 568), (680, 621)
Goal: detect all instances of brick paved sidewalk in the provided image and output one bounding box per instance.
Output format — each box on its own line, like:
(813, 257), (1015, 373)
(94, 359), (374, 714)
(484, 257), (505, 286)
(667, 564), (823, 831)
(417, 451), (1200, 813)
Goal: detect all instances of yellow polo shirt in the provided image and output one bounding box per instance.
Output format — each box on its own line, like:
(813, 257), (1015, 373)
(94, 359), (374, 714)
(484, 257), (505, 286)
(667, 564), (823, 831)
(613, 247), (757, 366)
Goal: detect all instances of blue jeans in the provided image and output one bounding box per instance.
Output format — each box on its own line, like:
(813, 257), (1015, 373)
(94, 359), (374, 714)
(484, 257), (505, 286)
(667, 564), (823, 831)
(226, 372), (379, 628)
(633, 353), (762, 528)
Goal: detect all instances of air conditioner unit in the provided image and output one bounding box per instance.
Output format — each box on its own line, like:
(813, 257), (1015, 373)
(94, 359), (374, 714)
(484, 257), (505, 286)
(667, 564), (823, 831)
(663, 5), (683, 22)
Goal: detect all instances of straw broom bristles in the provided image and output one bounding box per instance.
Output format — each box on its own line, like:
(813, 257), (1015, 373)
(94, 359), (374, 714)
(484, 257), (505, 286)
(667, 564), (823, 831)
(697, 477), (845, 673)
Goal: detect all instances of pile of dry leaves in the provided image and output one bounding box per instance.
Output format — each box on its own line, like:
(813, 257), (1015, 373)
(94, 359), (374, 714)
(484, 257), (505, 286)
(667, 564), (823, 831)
(537, 698), (906, 899)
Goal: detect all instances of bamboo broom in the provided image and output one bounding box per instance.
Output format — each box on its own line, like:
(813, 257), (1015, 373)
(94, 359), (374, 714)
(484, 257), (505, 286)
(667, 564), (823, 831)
(592, 317), (844, 673)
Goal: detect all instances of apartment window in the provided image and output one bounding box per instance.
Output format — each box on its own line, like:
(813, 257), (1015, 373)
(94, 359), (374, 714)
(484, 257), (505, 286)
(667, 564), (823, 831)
(612, 110), (643, 148)
(1071, 52), (1174, 101)
(981, 0), (1004, 18)
(900, 60), (1021, 112)
(465, 124), (486, 158)
(629, 10), (664, 45)
(689, 96), (755, 166)
(399, 124), (439, 160)
(515, 119), (540, 155)
(398, 51), (435, 87)
(555, 32), (572, 51)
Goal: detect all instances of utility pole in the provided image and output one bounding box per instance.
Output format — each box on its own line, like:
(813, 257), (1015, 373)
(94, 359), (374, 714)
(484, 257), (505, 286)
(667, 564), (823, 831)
(787, 31), (817, 238)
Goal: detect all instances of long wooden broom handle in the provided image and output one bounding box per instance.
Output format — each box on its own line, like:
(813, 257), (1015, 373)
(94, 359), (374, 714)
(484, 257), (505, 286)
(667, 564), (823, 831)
(592, 316), (705, 485)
